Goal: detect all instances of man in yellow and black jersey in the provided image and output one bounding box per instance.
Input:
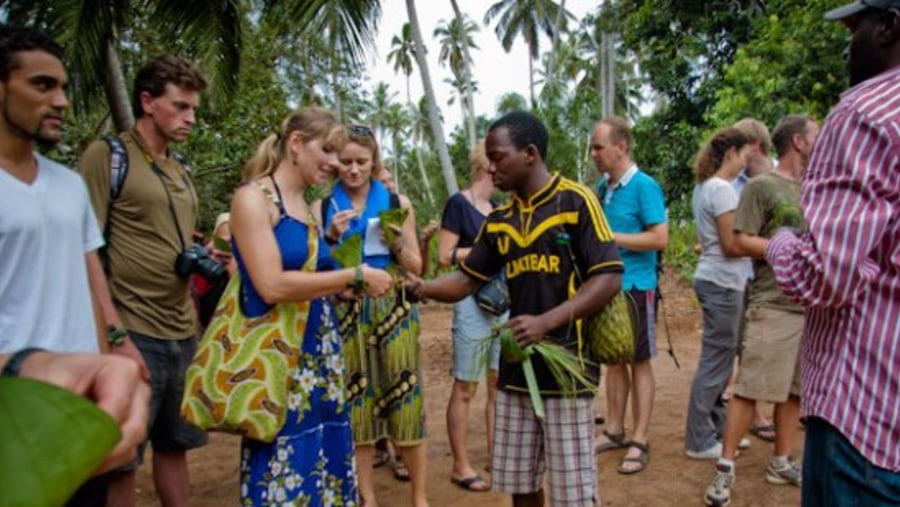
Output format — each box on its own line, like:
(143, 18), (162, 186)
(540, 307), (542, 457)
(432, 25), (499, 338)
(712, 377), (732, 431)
(411, 111), (622, 507)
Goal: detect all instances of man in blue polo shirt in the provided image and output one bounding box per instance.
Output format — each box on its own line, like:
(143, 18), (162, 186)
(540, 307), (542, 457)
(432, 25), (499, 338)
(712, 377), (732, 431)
(590, 116), (668, 474)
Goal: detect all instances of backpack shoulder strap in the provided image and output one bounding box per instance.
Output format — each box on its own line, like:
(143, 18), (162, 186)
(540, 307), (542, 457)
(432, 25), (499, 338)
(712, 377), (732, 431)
(103, 135), (129, 201)
(389, 192), (400, 210)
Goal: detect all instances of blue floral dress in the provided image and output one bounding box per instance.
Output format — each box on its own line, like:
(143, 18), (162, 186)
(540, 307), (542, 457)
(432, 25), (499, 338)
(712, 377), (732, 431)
(235, 180), (357, 506)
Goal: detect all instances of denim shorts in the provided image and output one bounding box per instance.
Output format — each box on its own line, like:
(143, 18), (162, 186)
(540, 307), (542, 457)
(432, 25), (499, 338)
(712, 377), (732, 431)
(126, 331), (207, 467)
(451, 295), (505, 382)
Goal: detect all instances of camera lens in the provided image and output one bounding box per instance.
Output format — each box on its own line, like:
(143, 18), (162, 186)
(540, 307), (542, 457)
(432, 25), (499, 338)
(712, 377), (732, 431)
(197, 256), (227, 283)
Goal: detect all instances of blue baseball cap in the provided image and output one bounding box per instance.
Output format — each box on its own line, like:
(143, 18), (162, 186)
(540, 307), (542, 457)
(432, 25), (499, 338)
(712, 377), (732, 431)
(825, 0), (900, 20)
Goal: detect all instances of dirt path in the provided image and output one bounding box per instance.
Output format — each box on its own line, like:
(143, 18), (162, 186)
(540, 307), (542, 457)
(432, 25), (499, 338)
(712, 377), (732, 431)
(136, 271), (802, 506)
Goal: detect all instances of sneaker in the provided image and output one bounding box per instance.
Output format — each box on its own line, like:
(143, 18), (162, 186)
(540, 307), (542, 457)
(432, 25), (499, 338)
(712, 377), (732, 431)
(704, 463), (734, 506)
(766, 457), (802, 486)
(738, 437), (751, 450)
(686, 442), (722, 460)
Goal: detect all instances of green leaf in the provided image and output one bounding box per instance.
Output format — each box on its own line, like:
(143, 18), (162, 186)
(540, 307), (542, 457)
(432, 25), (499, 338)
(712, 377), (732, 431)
(212, 236), (231, 253)
(521, 356), (545, 420)
(0, 377), (121, 507)
(331, 234), (363, 268)
(378, 208), (409, 245)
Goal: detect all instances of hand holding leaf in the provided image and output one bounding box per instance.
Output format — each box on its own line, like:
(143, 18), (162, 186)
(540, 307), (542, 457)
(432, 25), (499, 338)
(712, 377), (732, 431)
(379, 207), (409, 247)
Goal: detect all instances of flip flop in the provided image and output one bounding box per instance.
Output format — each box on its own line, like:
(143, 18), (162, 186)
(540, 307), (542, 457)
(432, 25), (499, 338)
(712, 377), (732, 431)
(373, 448), (391, 468)
(451, 475), (490, 492)
(617, 441), (649, 475)
(393, 458), (411, 482)
(595, 429), (628, 453)
(750, 423), (777, 442)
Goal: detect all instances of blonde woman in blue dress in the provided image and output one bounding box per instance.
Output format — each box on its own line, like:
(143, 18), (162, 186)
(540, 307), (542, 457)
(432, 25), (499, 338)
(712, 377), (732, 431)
(230, 107), (392, 506)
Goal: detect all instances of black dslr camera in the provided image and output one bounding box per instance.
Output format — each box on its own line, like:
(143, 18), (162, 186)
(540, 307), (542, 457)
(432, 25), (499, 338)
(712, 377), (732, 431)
(174, 244), (227, 283)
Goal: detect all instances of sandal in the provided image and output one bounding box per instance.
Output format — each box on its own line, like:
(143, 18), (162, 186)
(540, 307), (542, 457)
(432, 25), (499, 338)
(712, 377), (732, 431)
(617, 442), (649, 475)
(595, 429), (628, 453)
(393, 457), (411, 482)
(451, 475), (490, 492)
(373, 448), (391, 468)
(750, 423), (777, 442)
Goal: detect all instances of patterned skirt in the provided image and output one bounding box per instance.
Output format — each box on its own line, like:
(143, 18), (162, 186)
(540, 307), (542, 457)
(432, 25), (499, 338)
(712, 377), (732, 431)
(338, 288), (426, 446)
(240, 299), (358, 506)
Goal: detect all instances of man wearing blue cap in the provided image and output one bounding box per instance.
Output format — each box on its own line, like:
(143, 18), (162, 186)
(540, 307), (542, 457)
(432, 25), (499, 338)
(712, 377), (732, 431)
(762, 1), (900, 506)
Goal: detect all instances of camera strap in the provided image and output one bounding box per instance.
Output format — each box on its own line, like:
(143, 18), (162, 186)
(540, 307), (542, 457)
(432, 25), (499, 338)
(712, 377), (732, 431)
(147, 157), (196, 253)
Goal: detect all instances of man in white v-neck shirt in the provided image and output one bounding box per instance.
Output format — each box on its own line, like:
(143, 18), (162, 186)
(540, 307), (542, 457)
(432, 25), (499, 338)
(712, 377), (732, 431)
(0, 26), (102, 355)
(0, 24), (147, 507)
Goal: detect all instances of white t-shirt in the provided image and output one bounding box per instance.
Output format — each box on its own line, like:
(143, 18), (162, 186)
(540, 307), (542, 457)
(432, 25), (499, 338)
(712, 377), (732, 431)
(0, 153), (104, 353)
(692, 177), (751, 291)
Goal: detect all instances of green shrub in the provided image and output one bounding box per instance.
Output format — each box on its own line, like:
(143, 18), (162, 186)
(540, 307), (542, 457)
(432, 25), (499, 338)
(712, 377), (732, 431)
(664, 219), (698, 283)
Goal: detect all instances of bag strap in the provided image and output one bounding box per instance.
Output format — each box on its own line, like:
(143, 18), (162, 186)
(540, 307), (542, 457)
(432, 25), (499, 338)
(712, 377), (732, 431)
(103, 135), (129, 201)
(99, 136), (129, 272)
(254, 178), (286, 218)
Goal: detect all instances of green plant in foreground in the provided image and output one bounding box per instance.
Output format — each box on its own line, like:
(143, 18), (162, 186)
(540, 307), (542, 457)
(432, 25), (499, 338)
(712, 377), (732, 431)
(0, 377), (121, 506)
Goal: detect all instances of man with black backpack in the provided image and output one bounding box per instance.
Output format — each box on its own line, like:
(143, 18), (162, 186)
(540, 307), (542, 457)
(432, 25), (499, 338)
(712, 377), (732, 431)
(78, 54), (212, 507)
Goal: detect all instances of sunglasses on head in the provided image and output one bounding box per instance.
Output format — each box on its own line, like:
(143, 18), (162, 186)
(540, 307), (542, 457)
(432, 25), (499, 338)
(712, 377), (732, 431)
(349, 124), (374, 137)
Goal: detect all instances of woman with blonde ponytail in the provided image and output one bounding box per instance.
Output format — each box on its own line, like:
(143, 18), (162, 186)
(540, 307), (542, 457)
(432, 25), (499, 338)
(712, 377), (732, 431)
(230, 106), (393, 506)
(684, 127), (754, 459)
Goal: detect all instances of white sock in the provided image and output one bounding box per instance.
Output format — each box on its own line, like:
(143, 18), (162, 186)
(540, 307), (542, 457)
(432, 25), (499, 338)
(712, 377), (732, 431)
(717, 458), (735, 471)
(772, 455), (790, 467)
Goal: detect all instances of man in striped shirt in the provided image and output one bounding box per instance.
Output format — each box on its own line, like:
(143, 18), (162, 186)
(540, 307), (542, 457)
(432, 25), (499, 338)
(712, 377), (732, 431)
(765, 2), (900, 505)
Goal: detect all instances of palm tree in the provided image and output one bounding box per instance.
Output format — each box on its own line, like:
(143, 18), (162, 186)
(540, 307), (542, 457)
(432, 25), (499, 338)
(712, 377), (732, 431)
(483, 0), (570, 107)
(366, 82), (397, 150)
(496, 92), (529, 114)
(444, 74), (480, 139)
(405, 0), (459, 194)
(387, 23), (416, 106)
(381, 102), (411, 194)
(434, 11), (480, 150)
(409, 97), (437, 205)
(10, 0), (242, 131)
(12, 0), (379, 132)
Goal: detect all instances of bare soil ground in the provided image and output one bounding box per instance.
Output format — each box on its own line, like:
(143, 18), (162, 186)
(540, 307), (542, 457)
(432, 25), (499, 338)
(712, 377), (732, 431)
(136, 271), (802, 506)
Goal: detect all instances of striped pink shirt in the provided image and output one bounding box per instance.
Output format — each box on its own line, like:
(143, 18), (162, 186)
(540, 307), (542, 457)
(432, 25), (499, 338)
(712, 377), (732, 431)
(766, 65), (900, 471)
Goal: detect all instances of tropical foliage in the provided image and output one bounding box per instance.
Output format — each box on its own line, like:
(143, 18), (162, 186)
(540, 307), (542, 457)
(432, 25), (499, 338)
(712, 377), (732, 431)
(7, 0), (854, 276)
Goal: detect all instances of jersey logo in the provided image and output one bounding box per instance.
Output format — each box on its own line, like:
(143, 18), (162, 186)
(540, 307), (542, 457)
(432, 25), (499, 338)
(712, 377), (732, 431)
(506, 253), (561, 279)
(498, 236), (511, 255)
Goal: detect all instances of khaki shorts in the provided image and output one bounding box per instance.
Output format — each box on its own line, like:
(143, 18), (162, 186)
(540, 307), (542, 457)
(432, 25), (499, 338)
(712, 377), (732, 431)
(733, 307), (802, 403)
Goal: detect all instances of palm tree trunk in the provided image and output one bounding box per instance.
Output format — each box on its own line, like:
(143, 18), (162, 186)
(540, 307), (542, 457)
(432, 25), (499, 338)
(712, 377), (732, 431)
(414, 147), (435, 205)
(450, 0), (477, 151)
(405, 0), (459, 194)
(528, 53), (535, 108)
(548, 0), (566, 77)
(103, 41), (133, 132)
(601, 31), (616, 117)
(405, 76), (412, 106)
